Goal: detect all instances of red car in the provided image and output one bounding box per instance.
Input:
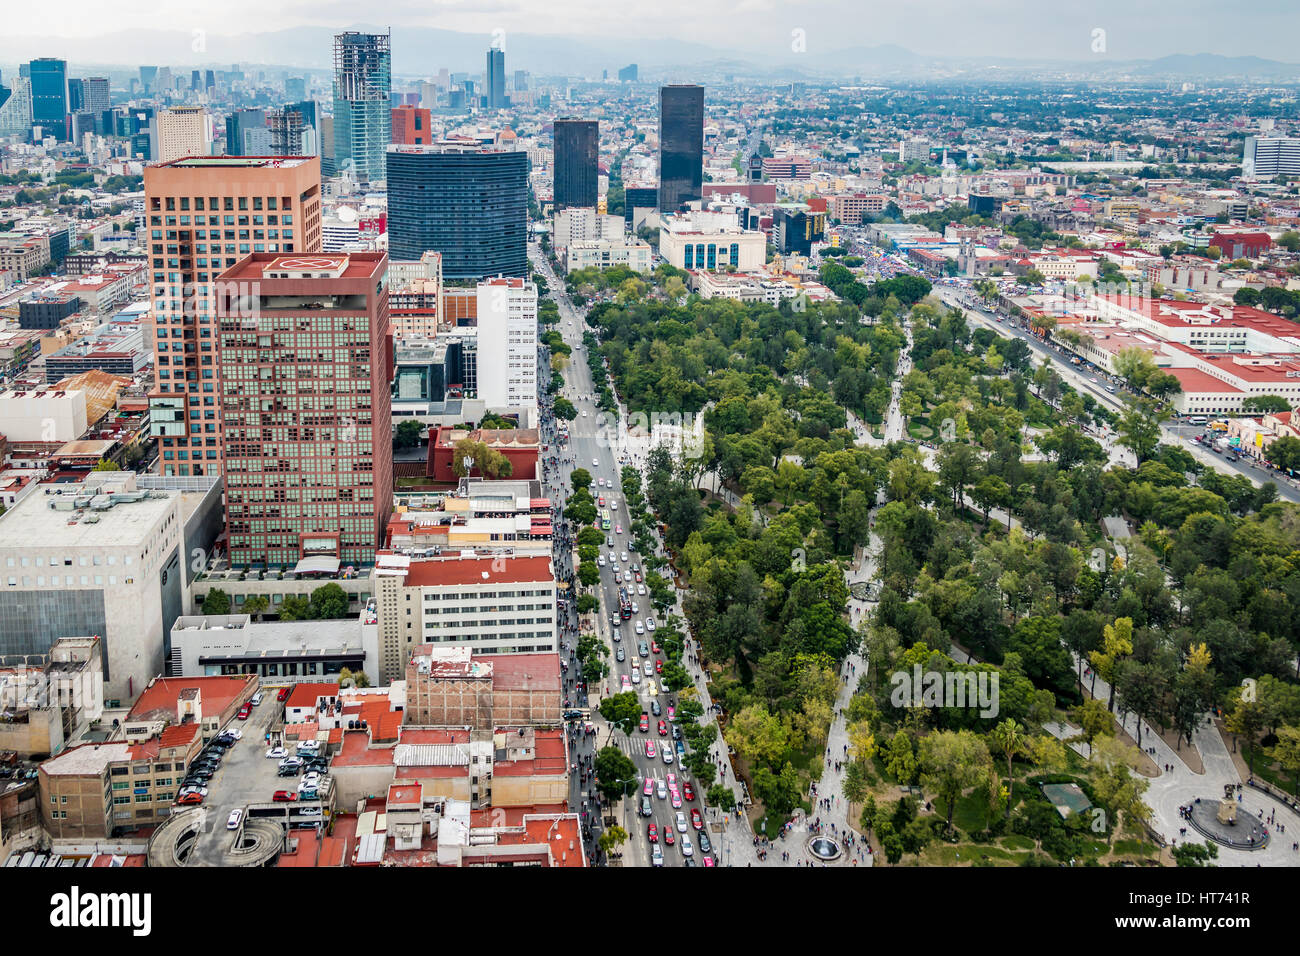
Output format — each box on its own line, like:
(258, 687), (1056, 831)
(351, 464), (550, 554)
(276, 687), (290, 703)
(663, 828), (676, 846)
(176, 791), (204, 805)
(655, 660), (663, 674)
(639, 713), (649, 734)
(272, 790), (298, 802)
(683, 782), (695, 801)
(645, 740), (656, 758)
(690, 808), (703, 830)
(657, 720), (668, 736)
(647, 823), (658, 843)
(650, 641), (660, 654)
(237, 705), (252, 720)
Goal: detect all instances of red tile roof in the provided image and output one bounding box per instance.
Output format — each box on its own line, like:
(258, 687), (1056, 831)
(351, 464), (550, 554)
(158, 723), (200, 751)
(285, 682), (341, 711)
(402, 555), (554, 588)
(126, 675), (256, 722)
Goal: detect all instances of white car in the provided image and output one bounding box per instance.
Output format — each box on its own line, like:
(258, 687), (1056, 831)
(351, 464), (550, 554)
(592, 458), (599, 467)
(662, 747), (673, 764)
(265, 747), (287, 759)
(623, 571), (633, 583)
(598, 555), (606, 567)
(643, 661), (653, 676)
(652, 844), (664, 867)
(620, 552), (628, 562)
(226, 809), (243, 830)
(635, 621), (645, 635)
(646, 618), (656, 632)
(581, 410), (588, 417)
(223, 728), (243, 739)
(637, 584), (646, 596)
(178, 785), (208, 797)
(250, 694), (263, 706)
(631, 602), (640, 614)
(631, 668), (642, 684)
(609, 552), (618, 564)
(676, 811), (688, 832)
(657, 778), (667, 799)
(680, 834), (693, 856)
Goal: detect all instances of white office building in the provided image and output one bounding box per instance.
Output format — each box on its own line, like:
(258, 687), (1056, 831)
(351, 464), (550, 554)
(658, 210), (766, 272)
(475, 277), (538, 415)
(1243, 136), (1300, 181)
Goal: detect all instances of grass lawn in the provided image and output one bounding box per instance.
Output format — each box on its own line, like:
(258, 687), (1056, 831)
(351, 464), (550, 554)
(1242, 747), (1300, 796)
(934, 791), (997, 833)
(908, 421), (935, 440)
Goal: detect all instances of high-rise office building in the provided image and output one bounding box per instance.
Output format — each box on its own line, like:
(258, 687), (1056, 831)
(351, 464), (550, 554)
(618, 64), (638, 83)
(28, 58), (68, 135)
(139, 65), (158, 93)
(658, 84), (703, 213)
(333, 31), (392, 182)
(204, 69), (216, 92)
(84, 77), (110, 116)
(476, 276), (538, 414)
(552, 118), (598, 212)
(386, 144), (528, 279)
(1243, 136), (1300, 181)
(217, 252), (393, 567)
(67, 78), (85, 113)
(191, 70), (202, 91)
(486, 48), (506, 110)
(624, 185), (658, 226)
(144, 156), (323, 477)
(285, 76), (306, 101)
(154, 106), (210, 162)
(225, 109), (265, 156)
(0, 77), (33, 136)
(513, 70), (528, 92)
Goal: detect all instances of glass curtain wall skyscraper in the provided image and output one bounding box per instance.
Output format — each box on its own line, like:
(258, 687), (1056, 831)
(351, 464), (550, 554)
(552, 118), (598, 211)
(333, 31), (391, 182)
(486, 48), (506, 110)
(387, 144), (528, 279)
(658, 84), (704, 213)
(28, 58), (68, 136)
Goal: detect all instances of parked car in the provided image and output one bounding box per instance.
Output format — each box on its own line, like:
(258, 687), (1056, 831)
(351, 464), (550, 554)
(265, 747), (287, 759)
(176, 791), (204, 805)
(227, 809), (243, 830)
(272, 790), (298, 802)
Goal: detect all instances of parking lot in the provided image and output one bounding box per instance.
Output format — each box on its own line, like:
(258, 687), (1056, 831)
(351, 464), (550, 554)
(176, 694), (333, 865)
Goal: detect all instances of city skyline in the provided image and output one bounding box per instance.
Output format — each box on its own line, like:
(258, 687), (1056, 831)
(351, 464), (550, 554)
(3, 2), (1300, 69)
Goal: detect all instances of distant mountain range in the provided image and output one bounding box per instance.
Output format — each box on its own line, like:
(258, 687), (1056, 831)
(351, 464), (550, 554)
(1, 27), (1297, 84)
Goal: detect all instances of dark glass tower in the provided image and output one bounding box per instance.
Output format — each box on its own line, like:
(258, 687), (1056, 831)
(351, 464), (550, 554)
(553, 118), (598, 211)
(658, 84), (704, 213)
(486, 48), (506, 110)
(29, 59), (68, 132)
(387, 145), (529, 279)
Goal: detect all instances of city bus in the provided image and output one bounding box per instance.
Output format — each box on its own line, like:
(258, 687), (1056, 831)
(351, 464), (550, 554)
(618, 587), (632, 620)
(600, 508), (611, 531)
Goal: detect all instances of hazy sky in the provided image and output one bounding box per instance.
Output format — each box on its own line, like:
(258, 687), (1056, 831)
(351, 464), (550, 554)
(5, 0), (1299, 62)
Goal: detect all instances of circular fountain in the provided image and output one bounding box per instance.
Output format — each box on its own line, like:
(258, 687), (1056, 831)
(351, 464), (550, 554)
(807, 835), (842, 862)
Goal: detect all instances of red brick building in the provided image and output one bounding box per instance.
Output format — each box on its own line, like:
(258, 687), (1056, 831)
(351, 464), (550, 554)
(427, 426), (538, 481)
